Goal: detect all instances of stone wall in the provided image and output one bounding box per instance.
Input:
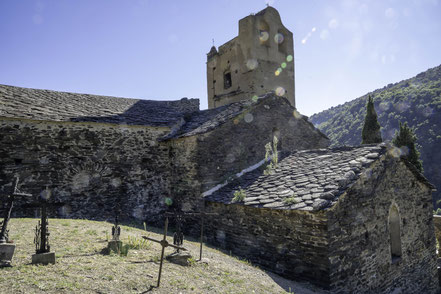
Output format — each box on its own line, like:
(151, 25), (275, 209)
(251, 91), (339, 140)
(0, 118), (172, 222)
(204, 202), (331, 287)
(195, 96), (329, 192)
(326, 155), (439, 293)
(166, 136), (202, 212)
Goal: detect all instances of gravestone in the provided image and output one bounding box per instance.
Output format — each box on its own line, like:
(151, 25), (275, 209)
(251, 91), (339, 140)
(0, 177), (32, 267)
(107, 215), (123, 254)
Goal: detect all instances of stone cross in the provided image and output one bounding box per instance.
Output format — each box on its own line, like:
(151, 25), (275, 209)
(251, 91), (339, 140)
(164, 210), (218, 260)
(0, 177), (32, 244)
(142, 217), (187, 288)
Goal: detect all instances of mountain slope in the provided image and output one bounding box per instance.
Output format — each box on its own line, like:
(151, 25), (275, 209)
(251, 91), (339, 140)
(310, 64), (441, 204)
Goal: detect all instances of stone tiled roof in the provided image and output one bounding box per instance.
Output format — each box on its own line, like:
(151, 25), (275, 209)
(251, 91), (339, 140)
(163, 93), (318, 140)
(205, 144), (388, 211)
(163, 98), (255, 140)
(0, 84), (198, 127)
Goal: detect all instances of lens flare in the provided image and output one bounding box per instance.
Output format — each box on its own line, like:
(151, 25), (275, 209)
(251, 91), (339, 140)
(293, 110), (302, 119)
(286, 55), (293, 62)
(40, 188), (52, 200)
(164, 197), (173, 206)
(281, 62), (287, 69)
(259, 31), (269, 42)
(394, 102), (410, 113)
(275, 87), (286, 96)
(422, 106), (433, 117)
(275, 69), (281, 76)
(244, 113), (254, 123)
(379, 102), (390, 111)
(246, 59), (258, 70)
(274, 33), (284, 44)
(399, 146), (409, 156)
(252, 95), (259, 102)
(388, 146), (401, 158)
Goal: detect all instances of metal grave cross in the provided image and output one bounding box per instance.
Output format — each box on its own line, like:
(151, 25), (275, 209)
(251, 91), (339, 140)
(164, 210), (218, 261)
(23, 188), (64, 254)
(142, 217), (187, 288)
(0, 177), (33, 244)
(111, 215), (121, 241)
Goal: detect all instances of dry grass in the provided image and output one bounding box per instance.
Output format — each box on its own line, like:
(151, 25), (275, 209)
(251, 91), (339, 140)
(0, 218), (325, 294)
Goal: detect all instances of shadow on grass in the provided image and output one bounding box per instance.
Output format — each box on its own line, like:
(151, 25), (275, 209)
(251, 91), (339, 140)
(140, 285), (156, 293)
(58, 252), (101, 259)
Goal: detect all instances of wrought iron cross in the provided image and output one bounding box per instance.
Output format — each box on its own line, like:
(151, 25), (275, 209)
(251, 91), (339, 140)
(23, 188), (64, 254)
(164, 210), (218, 260)
(142, 218), (187, 288)
(111, 215), (121, 241)
(0, 177), (32, 244)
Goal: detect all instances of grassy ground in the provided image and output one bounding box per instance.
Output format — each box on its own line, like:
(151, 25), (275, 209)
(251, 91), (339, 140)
(0, 218), (326, 294)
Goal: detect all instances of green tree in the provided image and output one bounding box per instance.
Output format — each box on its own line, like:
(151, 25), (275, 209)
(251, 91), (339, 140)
(361, 95), (382, 144)
(392, 122), (423, 173)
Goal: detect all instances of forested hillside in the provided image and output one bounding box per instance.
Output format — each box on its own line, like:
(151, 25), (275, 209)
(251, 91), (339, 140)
(310, 64), (441, 205)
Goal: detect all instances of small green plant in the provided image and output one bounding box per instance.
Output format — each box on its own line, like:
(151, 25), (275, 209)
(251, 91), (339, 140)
(283, 197), (299, 205)
(232, 188), (246, 203)
(264, 136), (279, 175)
(85, 229), (97, 236)
(188, 257), (197, 266)
(126, 235), (151, 250)
(151, 255), (160, 263)
(119, 244), (130, 257)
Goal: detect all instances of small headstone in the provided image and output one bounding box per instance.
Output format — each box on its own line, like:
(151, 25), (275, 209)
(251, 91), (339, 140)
(0, 177), (32, 267)
(166, 251), (193, 266)
(31, 252), (55, 265)
(107, 240), (123, 254)
(0, 243), (15, 267)
(105, 214), (123, 255)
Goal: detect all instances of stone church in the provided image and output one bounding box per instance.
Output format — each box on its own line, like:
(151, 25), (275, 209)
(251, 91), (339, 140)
(0, 6), (439, 293)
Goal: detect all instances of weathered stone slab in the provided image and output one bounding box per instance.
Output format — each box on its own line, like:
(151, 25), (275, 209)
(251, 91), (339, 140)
(0, 243), (15, 266)
(107, 240), (123, 254)
(166, 251), (193, 266)
(32, 252), (56, 265)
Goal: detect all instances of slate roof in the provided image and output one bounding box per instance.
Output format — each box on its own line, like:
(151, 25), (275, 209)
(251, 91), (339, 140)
(0, 84), (197, 127)
(162, 97), (256, 140)
(162, 93), (317, 140)
(205, 144), (389, 211)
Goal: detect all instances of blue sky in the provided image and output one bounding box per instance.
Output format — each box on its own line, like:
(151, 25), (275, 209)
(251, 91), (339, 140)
(1, 0), (440, 116)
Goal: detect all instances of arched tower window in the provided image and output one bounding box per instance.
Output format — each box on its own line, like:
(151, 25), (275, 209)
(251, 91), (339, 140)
(258, 20), (270, 46)
(224, 72), (232, 89)
(389, 204), (402, 262)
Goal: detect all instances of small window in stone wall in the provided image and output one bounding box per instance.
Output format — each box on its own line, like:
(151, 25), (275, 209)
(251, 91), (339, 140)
(224, 72), (232, 89)
(389, 205), (402, 262)
(277, 29), (288, 54)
